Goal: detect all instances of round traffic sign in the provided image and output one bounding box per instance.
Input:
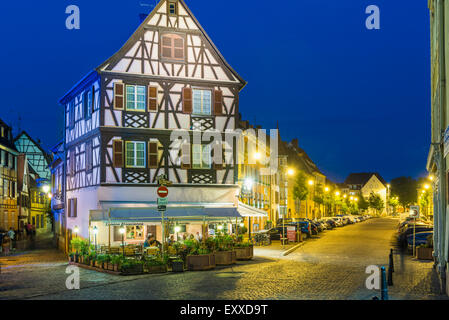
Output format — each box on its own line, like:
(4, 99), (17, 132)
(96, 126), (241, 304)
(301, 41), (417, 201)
(157, 186), (168, 198)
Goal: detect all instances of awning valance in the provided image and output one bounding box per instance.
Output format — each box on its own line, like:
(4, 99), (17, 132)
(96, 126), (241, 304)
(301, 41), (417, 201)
(237, 202), (268, 218)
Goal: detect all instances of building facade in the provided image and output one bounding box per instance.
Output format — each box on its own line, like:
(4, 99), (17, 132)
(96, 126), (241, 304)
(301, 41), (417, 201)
(0, 119), (18, 231)
(427, 0), (449, 296)
(58, 0), (267, 248)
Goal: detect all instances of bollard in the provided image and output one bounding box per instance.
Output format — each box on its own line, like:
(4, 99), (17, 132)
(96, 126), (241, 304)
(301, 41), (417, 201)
(389, 248), (394, 273)
(381, 266), (389, 300)
(387, 265), (393, 286)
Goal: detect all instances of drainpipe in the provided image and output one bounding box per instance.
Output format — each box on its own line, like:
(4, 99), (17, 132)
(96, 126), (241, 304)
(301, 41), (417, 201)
(437, 0), (447, 294)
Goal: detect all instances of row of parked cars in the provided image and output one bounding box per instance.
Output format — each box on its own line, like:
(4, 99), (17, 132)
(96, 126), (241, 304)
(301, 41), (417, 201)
(397, 217), (433, 249)
(262, 214), (372, 241)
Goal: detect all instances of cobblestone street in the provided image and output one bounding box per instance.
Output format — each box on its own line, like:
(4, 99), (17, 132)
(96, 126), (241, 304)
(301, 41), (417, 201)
(0, 218), (445, 300)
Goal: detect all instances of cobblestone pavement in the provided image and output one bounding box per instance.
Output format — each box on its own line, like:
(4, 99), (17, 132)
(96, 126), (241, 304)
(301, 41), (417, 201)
(0, 218), (446, 300)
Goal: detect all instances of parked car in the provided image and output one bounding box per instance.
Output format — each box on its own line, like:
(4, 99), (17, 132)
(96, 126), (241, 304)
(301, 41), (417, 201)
(266, 227), (287, 241)
(399, 224), (433, 247)
(406, 231), (433, 247)
(287, 221), (312, 238)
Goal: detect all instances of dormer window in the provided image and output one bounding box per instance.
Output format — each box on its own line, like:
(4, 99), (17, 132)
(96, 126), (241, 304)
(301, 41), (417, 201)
(168, 1), (178, 16)
(161, 33), (185, 61)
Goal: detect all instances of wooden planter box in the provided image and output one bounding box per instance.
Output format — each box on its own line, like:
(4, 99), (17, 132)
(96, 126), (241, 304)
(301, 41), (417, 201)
(187, 254), (216, 271)
(417, 247), (433, 260)
(146, 265), (167, 274)
(106, 262), (115, 271)
(215, 250), (236, 265)
(235, 246), (254, 260)
(121, 264), (144, 275)
(172, 261), (184, 272)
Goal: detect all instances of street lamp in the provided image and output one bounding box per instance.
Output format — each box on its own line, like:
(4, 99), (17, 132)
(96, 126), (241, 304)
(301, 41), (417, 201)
(254, 152), (261, 161)
(92, 226), (98, 252)
(42, 185), (50, 194)
(287, 168), (295, 176)
(174, 225), (181, 241)
(424, 184), (430, 190)
(308, 180), (314, 186)
(119, 225), (125, 256)
(73, 225), (79, 238)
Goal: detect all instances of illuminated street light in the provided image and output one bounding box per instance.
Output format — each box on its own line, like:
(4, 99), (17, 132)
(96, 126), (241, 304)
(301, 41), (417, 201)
(308, 180), (314, 186)
(42, 185), (50, 194)
(350, 196), (354, 201)
(424, 184), (430, 190)
(355, 197), (359, 202)
(217, 225), (224, 231)
(343, 194), (347, 199)
(119, 225), (125, 256)
(244, 178), (253, 190)
(287, 168), (295, 176)
(254, 152), (261, 160)
(48, 193), (53, 199)
(324, 187), (330, 192)
(92, 226), (98, 252)
(174, 226), (181, 233)
(429, 175), (434, 181)
(73, 226), (79, 237)
(335, 191), (340, 196)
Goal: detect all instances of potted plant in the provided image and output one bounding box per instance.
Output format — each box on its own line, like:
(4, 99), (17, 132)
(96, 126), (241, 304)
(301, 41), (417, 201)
(186, 246), (216, 271)
(89, 252), (97, 267)
(234, 241), (254, 260)
(96, 254), (107, 269)
(68, 252), (75, 263)
(417, 235), (433, 260)
(111, 255), (122, 272)
(171, 259), (184, 272)
(214, 235), (236, 265)
(144, 256), (168, 274)
(120, 259), (144, 275)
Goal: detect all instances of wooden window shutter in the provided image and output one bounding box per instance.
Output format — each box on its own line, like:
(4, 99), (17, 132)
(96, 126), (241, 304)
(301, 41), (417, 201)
(181, 143), (191, 169)
(148, 86), (158, 112)
(113, 140), (124, 168)
(148, 141), (159, 169)
(213, 90), (223, 115)
(67, 199), (72, 217)
(113, 83), (124, 110)
(213, 142), (224, 170)
(73, 198), (77, 218)
(182, 87), (192, 114)
(91, 86), (95, 113)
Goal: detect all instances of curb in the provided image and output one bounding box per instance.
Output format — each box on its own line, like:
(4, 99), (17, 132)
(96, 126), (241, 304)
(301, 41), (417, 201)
(281, 242), (305, 256)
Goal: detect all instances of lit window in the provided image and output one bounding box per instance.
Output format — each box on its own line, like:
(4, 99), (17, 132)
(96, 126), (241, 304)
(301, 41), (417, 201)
(192, 144), (211, 169)
(126, 225), (144, 240)
(161, 34), (185, 61)
(126, 85), (146, 111)
(193, 89), (211, 115)
(126, 141), (146, 168)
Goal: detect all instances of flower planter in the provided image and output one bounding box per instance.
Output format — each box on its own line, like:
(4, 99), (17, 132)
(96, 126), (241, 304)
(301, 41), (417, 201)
(187, 254), (216, 271)
(172, 261), (184, 272)
(146, 265), (168, 274)
(417, 247), (433, 260)
(106, 262), (115, 271)
(235, 246), (253, 260)
(214, 250), (236, 265)
(121, 264), (144, 275)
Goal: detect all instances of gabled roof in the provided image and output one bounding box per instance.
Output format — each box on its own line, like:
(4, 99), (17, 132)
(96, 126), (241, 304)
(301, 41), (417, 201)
(344, 172), (387, 187)
(97, 0), (246, 86)
(14, 131), (52, 165)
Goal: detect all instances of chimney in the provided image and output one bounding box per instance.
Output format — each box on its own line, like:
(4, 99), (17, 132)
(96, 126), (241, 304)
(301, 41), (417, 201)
(291, 138), (299, 148)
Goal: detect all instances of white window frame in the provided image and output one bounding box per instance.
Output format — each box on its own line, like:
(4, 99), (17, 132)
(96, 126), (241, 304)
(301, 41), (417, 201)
(125, 141), (146, 168)
(192, 89), (212, 115)
(192, 144), (211, 169)
(126, 85), (146, 112)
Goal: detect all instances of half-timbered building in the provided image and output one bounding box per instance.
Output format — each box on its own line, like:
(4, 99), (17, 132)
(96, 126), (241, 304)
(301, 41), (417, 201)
(59, 0), (256, 245)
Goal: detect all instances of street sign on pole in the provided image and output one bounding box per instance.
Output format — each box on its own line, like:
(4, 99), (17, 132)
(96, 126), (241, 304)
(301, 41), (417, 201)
(157, 186), (169, 198)
(409, 205), (420, 219)
(157, 197), (168, 206)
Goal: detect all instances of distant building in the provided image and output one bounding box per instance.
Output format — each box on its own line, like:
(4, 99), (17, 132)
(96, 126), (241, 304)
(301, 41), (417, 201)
(343, 172), (389, 214)
(0, 118), (18, 231)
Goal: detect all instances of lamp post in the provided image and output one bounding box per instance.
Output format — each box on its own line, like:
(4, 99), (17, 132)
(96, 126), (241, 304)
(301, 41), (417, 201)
(307, 180), (314, 219)
(119, 225), (125, 256)
(174, 226), (181, 241)
(92, 226), (98, 252)
(74, 226), (79, 238)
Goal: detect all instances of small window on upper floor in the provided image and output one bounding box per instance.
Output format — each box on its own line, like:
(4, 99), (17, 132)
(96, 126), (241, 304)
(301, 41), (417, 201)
(168, 1), (178, 16)
(161, 33), (185, 61)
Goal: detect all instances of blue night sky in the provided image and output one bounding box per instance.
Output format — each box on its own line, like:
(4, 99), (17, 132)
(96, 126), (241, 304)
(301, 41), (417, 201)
(0, 0), (430, 183)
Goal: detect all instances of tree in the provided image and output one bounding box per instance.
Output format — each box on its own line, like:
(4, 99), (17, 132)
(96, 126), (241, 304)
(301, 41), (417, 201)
(358, 195), (369, 212)
(390, 177), (417, 210)
(388, 196), (399, 214)
(368, 192), (384, 215)
(293, 171), (309, 202)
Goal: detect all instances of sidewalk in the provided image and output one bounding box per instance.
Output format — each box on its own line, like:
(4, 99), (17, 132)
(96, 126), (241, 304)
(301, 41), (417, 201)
(254, 240), (304, 259)
(388, 252), (447, 300)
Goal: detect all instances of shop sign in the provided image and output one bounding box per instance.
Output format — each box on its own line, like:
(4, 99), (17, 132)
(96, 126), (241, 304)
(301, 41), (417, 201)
(287, 226), (296, 242)
(105, 222), (144, 226)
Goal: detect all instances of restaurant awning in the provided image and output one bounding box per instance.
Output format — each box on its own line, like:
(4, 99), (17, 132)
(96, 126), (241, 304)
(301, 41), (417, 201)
(90, 206), (241, 224)
(237, 202), (269, 218)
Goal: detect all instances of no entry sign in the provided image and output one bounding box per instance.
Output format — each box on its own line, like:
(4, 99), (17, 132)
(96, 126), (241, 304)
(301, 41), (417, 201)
(157, 186), (168, 198)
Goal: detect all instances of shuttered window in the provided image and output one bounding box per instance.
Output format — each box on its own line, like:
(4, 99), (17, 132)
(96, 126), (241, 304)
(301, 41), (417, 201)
(126, 85), (146, 111)
(181, 143), (191, 169)
(68, 198), (77, 218)
(214, 90), (223, 115)
(113, 140), (124, 168)
(148, 142), (159, 168)
(182, 87), (192, 113)
(86, 140), (93, 172)
(113, 83), (124, 110)
(192, 144), (211, 169)
(148, 86), (158, 111)
(193, 89), (212, 115)
(125, 141), (146, 168)
(161, 34), (185, 60)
